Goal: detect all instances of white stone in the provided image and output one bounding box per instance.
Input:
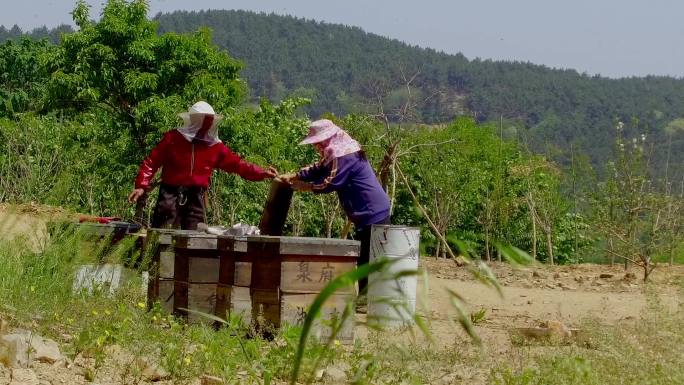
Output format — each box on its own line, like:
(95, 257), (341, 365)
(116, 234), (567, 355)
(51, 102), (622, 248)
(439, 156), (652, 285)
(0, 331), (63, 368)
(323, 366), (347, 383)
(137, 357), (170, 382)
(1, 333), (30, 368)
(73, 264), (147, 296)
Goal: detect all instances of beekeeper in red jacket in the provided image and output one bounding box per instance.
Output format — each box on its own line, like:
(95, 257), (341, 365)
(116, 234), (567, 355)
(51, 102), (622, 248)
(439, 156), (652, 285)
(128, 101), (277, 229)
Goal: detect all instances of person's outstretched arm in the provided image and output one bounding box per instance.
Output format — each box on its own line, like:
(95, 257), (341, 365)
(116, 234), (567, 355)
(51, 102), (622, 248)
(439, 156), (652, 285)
(218, 145), (277, 181)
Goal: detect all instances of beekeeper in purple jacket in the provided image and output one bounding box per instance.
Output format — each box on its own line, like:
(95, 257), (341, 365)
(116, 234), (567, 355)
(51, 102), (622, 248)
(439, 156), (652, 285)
(281, 119), (391, 295)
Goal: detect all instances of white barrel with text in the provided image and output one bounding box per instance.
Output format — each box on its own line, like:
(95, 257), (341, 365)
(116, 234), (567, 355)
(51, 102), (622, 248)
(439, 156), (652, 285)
(367, 225), (420, 328)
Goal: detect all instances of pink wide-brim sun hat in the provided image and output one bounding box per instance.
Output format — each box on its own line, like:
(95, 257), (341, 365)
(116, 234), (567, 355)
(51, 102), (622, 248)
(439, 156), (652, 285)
(298, 119), (341, 145)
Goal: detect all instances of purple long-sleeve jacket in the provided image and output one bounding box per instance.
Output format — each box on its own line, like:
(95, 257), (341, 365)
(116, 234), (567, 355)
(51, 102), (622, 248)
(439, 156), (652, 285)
(297, 152), (390, 227)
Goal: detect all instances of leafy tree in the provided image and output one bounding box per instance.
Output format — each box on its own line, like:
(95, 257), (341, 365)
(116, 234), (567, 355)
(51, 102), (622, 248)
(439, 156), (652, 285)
(592, 121), (682, 279)
(0, 38), (58, 118)
(47, 0), (246, 157)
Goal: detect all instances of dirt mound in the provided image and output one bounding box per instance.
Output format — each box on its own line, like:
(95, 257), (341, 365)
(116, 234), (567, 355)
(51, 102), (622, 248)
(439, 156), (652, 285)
(0, 203), (75, 252)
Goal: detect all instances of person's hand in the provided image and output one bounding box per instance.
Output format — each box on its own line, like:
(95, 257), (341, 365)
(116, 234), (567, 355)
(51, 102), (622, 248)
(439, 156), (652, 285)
(264, 166), (278, 179)
(278, 173), (297, 184)
(128, 188), (145, 203)
(291, 180), (313, 192)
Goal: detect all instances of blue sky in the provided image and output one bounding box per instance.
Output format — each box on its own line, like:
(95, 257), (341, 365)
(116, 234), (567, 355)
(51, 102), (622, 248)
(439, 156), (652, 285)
(3, 0), (683, 78)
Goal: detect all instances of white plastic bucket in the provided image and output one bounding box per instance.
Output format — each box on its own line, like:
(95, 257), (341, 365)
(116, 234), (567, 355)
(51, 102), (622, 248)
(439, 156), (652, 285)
(367, 225), (420, 328)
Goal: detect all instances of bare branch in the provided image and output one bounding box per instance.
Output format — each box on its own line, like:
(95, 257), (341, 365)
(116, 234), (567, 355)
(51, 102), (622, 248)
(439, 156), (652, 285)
(397, 138), (458, 158)
(604, 248), (642, 266)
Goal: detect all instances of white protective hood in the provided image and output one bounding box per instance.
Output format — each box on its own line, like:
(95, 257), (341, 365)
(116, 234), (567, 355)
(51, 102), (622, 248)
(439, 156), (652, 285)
(176, 101), (223, 146)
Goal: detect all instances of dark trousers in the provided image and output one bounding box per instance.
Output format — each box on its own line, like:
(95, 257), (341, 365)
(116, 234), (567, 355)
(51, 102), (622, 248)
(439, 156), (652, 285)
(354, 215), (391, 294)
(151, 184), (206, 230)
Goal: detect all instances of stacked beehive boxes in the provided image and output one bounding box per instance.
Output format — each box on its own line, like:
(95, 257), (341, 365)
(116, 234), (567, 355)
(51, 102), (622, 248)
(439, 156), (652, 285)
(228, 235), (252, 324)
(249, 236), (359, 343)
(147, 230), (360, 342)
(148, 230), (231, 323)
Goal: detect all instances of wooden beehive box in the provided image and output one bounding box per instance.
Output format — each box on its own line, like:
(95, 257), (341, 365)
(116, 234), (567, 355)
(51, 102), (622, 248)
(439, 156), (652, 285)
(147, 230), (236, 324)
(228, 235), (252, 324)
(248, 236), (360, 343)
(146, 229), (183, 312)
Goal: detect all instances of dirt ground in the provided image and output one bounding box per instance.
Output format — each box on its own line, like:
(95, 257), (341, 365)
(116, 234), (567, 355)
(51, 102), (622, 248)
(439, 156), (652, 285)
(2, 204), (683, 384)
(415, 258), (683, 349)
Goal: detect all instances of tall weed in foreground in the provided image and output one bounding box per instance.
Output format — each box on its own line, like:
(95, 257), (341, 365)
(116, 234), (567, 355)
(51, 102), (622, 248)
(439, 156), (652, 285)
(288, 241), (535, 384)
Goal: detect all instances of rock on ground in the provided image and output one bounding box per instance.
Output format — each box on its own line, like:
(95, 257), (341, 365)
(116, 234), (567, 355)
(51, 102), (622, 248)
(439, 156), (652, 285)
(0, 330), (63, 368)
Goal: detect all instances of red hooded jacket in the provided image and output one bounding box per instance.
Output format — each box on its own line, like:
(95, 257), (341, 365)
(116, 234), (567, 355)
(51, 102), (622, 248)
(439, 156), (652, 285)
(134, 130), (268, 190)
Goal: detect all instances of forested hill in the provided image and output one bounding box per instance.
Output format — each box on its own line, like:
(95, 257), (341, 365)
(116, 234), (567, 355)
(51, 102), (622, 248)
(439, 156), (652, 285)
(154, 10), (684, 171)
(2, 9), (684, 172)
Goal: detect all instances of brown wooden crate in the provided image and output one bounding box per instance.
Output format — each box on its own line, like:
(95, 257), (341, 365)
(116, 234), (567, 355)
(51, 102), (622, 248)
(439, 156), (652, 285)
(251, 289), (280, 328)
(250, 259), (280, 290)
(158, 280), (174, 315)
(215, 284), (231, 320)
(188, 257), (219, 283)
(172, 250), (189, 317)
(187, 283), (217, 324)
(232, 285), (251, 302)
(234, 261), (252, 287)
(159, 233), (173, 245)
(279, 237), (360, 257)
(218, 252), (236, 286)
(159, 251), (175, 279)
(246, 236), (281, 266)
(174, 234), (218, 250)
(233, 239), (248, 253)
(281, 293), (355, 344)
(280, 260), (357, 294)
(216, 236), (234, 251)
(230, 286), (251, 324)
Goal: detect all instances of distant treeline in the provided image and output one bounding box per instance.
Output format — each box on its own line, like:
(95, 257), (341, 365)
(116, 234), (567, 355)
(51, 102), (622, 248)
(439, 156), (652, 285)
(2, 9), (684, 177)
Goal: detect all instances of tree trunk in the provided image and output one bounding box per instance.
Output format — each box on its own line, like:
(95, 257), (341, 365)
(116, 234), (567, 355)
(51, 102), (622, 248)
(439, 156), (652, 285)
(526, 194), (537, 260)
(484, 227), (491, 261)
(325, 218), (333, 238)
(546, 231), (554, 265)
(642, 256), (654, 282)
(531, 210), (537, 260)
(608, 238), (615, 265)
(390, 164), (397, 214)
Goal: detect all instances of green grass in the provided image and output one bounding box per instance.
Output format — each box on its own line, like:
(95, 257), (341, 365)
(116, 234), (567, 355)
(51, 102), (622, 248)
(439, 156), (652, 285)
(2, 216), (682, 384)
(0, 221), (477, 384)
